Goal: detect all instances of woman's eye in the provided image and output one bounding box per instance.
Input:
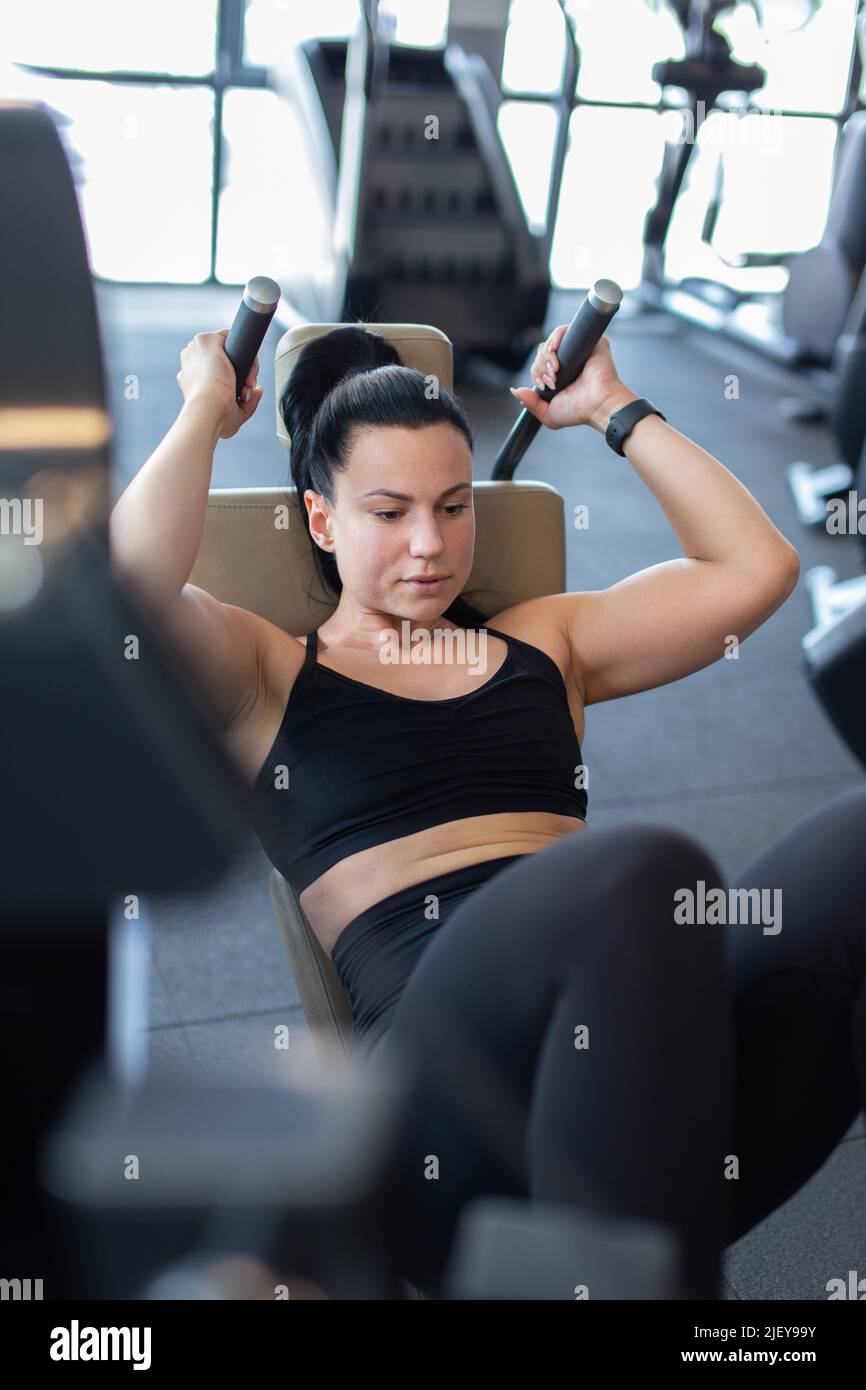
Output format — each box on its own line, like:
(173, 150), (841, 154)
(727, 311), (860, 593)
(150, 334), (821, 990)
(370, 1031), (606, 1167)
(373, 504), (468, 521)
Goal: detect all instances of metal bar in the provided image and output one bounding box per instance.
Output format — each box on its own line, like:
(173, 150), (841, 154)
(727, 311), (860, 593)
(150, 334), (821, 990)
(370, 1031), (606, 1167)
(501, 91), (853, 123)
(211, 0), (233, 282)
(15, 62), (268, 88)
(539, 0), (579, 259)
(15, 72), (851, 125)
(15, 69), (850, 123)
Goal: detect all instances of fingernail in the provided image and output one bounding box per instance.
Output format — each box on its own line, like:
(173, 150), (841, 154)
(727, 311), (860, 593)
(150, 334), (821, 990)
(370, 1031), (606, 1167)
(509, 387), (519, 397)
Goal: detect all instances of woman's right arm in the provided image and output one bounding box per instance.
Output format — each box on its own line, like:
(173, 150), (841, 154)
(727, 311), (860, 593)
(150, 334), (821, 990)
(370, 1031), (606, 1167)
(111, 329), (262, 602)
(111, 391), (226, 602)
(109, 331), (271, 731)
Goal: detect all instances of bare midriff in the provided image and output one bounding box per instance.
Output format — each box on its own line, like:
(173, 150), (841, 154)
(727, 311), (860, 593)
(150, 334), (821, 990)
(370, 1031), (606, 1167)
(300, 811), (587, 958)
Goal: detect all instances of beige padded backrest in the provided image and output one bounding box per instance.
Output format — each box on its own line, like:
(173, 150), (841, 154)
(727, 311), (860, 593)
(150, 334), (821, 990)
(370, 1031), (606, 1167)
(188, 321), (566, 1071)
(190, 480), (565, 635)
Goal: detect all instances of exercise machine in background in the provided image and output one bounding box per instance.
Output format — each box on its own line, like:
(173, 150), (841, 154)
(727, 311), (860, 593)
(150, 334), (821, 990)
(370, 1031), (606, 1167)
(786, 262), (866, 748)
(638, 0), (866, 413)
(270, 0), (579, 374)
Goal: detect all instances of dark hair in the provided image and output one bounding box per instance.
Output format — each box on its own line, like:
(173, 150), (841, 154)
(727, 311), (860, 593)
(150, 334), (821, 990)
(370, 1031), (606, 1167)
(280, 325), (488, 628)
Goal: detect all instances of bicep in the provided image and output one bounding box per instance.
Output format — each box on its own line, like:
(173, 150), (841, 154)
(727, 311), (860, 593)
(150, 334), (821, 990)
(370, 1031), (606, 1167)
(562, 557), (797, 707)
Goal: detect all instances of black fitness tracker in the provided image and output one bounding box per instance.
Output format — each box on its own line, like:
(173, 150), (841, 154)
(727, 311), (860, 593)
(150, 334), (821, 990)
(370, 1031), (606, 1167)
(605, 397), (667, 456)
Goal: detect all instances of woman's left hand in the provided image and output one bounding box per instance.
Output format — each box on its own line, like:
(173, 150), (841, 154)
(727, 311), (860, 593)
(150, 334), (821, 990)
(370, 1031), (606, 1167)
(510, 328), (628, 431)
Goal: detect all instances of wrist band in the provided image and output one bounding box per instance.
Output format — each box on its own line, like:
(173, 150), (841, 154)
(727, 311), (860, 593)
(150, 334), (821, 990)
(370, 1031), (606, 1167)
(605, 398), (667, 456)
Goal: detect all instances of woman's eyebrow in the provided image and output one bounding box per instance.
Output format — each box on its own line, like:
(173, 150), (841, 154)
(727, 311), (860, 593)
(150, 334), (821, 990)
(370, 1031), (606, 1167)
(358, 482), (472, 501)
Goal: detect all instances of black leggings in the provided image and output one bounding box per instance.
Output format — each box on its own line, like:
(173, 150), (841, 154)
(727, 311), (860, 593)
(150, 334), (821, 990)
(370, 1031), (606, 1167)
(350, 785), (866, 1299)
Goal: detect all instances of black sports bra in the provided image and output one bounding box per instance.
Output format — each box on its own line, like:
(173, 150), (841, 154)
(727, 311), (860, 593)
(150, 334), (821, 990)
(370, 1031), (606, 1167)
(252, 625), (588, 897)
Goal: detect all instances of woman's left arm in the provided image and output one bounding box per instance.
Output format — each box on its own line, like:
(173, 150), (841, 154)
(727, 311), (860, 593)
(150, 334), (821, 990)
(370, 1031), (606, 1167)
(511, 334), (800, 707)
(588, 383), (799, 582)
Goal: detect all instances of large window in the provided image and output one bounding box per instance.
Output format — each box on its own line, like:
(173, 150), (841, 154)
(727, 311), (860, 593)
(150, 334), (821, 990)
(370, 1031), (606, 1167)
(3, 0), (449, 284)
(502, 0), (688, 290)
(500, 0), (864, 292)
(550, 105), (675, 291)
(215, 86), (335, 285)
(5, 0), (864, 290)
(664, 111), (840, 292)
(42, 79), (215, 282)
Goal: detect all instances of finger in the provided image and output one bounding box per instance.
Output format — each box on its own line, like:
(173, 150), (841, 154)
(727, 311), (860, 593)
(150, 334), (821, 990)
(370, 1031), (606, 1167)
(537, 354), (556, 389)
(538, 327), (565, 382)
(509, 385), (550, 422)
(547, 326), (566, 366)
(533, 366), (555, 391)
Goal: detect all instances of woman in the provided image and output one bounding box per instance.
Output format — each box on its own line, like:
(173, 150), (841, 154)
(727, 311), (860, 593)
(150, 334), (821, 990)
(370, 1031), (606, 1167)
(110, 322), (866, 1301)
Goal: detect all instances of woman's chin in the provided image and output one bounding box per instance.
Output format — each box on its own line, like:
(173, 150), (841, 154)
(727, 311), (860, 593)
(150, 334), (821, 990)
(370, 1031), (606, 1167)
(389, 601), (449, 627)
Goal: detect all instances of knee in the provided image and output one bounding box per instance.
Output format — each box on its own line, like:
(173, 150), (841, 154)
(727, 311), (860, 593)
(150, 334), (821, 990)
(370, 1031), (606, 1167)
(584, 820), (724, 901)
(543, 820), (727, 957)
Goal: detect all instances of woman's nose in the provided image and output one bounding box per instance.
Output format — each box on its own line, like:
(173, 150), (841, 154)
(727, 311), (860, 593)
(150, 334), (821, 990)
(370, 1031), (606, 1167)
(409, 517), (446, 553)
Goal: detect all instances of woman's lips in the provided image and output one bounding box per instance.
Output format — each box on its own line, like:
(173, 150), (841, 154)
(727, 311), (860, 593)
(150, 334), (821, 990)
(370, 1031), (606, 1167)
(404, 577), (447, 591)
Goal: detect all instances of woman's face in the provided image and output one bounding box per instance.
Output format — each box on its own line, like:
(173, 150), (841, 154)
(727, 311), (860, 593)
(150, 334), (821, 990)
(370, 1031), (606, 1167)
(305, 422), (475, 624)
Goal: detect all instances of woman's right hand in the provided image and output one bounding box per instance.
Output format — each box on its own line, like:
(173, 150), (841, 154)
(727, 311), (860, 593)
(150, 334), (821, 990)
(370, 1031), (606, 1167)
(176, 330), (263, 439)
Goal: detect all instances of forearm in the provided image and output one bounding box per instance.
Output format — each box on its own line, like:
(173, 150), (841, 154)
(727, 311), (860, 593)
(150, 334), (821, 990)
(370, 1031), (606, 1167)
(590, 388), (799, 582)
(109, 395), (224, 600)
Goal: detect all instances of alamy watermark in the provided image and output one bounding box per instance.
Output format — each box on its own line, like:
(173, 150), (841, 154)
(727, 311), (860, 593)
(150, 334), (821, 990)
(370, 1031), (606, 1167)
(674, 881), (782, 935)
(0, 497), (43, 545)
(49, 1320), (151, 1369)
(1, 1276), (43, 1299)
(676, 102), (784, 156)
(825, 491), (866, 535)
(377, 621), (489, 675)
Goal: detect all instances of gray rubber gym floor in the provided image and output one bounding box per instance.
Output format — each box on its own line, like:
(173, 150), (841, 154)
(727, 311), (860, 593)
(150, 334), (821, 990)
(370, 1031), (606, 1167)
(100, 281), (865, 1301)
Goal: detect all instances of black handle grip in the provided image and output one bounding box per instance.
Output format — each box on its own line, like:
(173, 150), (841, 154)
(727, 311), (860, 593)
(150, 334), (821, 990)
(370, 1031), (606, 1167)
(491, 278), (623, 481)
(223, 276), (281, 403)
